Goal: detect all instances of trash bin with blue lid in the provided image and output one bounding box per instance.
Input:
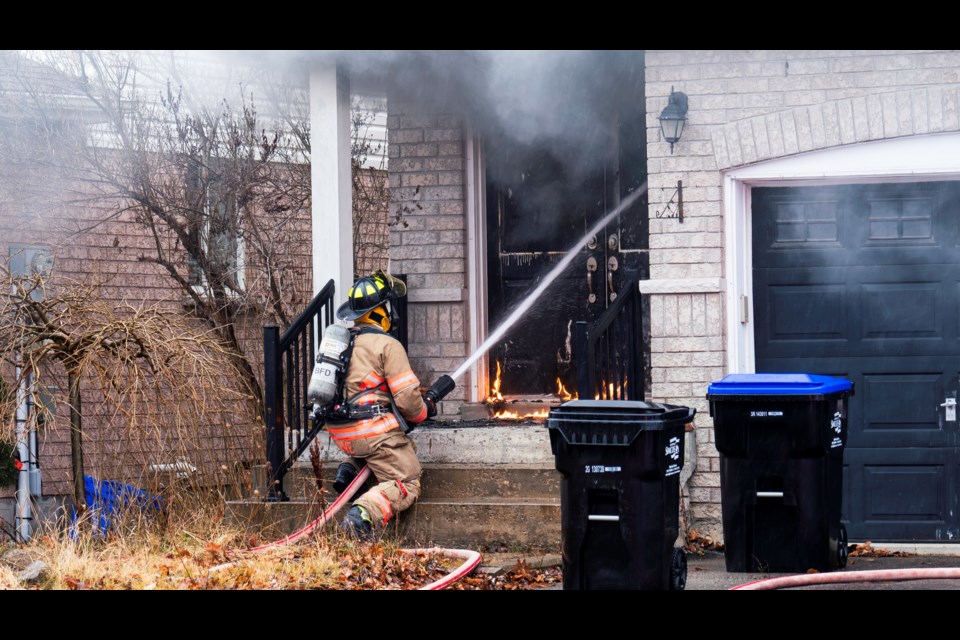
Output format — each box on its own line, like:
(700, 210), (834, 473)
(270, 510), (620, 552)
(707, 373), (854, 573)
(546, 399), (696, 590)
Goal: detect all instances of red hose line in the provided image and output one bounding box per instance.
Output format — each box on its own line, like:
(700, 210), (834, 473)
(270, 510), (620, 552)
(402, 547), (484, 591)
(215, 465), (482, 589)
(731, 568), (960, 590)
(247, 466), (373, 552)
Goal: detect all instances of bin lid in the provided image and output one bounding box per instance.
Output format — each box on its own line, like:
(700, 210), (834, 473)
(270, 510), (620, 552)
(546, 400), (695, 446)
(707, 373), (853, 397)
(546, 399), (694, 429)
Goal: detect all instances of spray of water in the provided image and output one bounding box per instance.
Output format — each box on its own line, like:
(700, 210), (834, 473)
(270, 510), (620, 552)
(450, 184), (646, 382)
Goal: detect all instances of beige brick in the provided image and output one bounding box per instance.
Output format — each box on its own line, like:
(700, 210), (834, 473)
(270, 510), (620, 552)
(874, 54), (916, 71)
(665, 367), (714, 383)
(912, 88), (930, 134)
(737, 119), (757, 164)
(402, 172), (438, 187)
(657, 248), (722, 264)
(409, 342), (441, 357)
(881, 91), (899, 137)
(690, 468), (720, 487)
(788, 58), (830, 75)
(400, 215), (462, 231)
(423, 158), (463, 171)
(397, 115), (438, 129)
(651, 335), (724, 353)
(831, 57), (874, 73)
(424, 129), (460, 142)
(724, 127), (743, 167)
(764, 112), (785, 158)
(437, 171), (463, 186)
(916, 51), (960, 68)
(399, 143), (439, 158)
(438, 304), (451, 341)
(866, 93), (884, 140)
(421, 186), (463, 201)
(896, 90), (914, 135)
(690, 294), (707, 337)
(437, 142), (462, 156)
(438, 202), (464, 216)
(389, 129), (424, 144)
(389, 158), (424, 173)
(820, 102), (841, 148)
(661, 294), (679, 337)
(928, 87), (945, 133)
(790, 107), (812, 152)
(836, 99), (856, 145)
(747, 115), (768, 161)
(654, 352), (693, 367)
(944, 87), (960, 132)
(780, 110), (800, 155)
(851, 96), (870, 142)
(652, 382), (693, 397)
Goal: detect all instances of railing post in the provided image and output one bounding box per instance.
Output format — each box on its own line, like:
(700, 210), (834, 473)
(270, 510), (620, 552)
(575, 321), (590, 400)
(263, 324), (287, 502)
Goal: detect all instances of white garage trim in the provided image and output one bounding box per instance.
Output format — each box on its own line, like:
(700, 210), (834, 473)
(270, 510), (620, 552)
(723, 131), (960, 375)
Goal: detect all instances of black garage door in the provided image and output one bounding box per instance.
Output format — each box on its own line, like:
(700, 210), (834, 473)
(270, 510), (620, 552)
(753, 182), (960, 542)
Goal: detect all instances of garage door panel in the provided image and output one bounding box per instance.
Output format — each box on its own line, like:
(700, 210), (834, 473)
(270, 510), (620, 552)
(754, 182), (960, 540)
(861, 373), (942, 434)
(860, 282), (940, 339)
(768, 283), (846, 341)
(842, 448), (959, 541)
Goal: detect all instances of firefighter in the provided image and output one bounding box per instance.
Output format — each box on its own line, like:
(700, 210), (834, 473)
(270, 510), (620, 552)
(330, 271), (436, 541)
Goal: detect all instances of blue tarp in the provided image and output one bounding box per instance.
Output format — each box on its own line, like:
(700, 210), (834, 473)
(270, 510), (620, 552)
(72, 475), (164, 536)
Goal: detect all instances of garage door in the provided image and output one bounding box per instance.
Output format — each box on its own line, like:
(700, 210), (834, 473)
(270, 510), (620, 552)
(753, 182), (960, 542)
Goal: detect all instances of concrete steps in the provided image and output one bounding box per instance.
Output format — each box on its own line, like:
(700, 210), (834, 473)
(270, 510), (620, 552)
(225, 424), (563, 550)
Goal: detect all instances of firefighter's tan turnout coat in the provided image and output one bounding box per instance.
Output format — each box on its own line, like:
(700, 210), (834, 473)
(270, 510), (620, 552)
(326, 320), (428, 526)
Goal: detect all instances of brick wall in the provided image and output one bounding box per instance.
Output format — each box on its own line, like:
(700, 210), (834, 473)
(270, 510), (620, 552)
(387, 108), (469, 414)
(645, 49), (960, 536)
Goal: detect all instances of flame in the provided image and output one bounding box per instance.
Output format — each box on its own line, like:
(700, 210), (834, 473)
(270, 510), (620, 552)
(555, 378), (576, 401)
(595, 378), (628, 400)
(493, 408), (550, 420)
(487, 360), (503, 403)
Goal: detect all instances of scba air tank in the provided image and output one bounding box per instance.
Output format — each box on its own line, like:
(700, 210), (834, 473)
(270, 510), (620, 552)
(307, 323), (352, 406)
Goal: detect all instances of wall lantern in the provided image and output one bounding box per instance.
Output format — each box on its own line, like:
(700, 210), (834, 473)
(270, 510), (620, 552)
(658, 87), (688, 154)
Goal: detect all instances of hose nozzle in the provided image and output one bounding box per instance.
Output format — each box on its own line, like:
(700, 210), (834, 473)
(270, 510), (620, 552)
(426, 374), (456, 405)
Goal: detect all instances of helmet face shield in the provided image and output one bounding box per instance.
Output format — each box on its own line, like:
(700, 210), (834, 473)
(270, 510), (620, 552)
(373, 270), (407, 298)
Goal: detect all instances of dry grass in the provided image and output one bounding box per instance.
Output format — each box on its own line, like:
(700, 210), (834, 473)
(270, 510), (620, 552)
(0, 564), (20, 590)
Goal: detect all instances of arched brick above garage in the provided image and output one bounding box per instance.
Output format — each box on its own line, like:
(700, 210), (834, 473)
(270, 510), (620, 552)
(712, 86), (960, 170)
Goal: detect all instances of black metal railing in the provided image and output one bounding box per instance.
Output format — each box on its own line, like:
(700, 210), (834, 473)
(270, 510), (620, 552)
(575, 270), (644, 402)
(263, 279), (336, 500)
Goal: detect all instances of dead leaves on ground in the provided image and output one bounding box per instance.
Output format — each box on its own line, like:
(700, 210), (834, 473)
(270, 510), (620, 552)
(683, 529), (725, 556)
(848, 541), (915, 558)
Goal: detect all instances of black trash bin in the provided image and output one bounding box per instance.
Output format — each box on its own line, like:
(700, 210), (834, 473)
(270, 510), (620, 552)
(706, 373), (854, 573)
(546, 399), (696, 590)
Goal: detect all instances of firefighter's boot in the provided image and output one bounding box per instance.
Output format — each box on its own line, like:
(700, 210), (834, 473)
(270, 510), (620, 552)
(340, 505), (374, 541)
(333, 461), (359, 495)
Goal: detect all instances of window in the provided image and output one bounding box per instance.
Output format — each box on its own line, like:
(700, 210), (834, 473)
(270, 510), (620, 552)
(186, 159), (245, 295)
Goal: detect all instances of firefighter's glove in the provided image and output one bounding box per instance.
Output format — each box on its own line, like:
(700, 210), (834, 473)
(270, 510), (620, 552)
(420, 387), (438, 418)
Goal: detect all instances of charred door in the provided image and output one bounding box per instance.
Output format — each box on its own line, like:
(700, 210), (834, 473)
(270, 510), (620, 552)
(753, 182), (960, 541)
(485, 60), (648, 397)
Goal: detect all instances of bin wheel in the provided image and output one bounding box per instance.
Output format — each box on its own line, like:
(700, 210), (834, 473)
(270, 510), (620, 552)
(670, 547), (687, 591)
(837, 524), (848, 569)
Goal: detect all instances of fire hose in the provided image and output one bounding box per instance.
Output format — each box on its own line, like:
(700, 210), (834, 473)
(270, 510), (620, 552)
(212, 465), (482, 590)
(731, 567), (960, 590)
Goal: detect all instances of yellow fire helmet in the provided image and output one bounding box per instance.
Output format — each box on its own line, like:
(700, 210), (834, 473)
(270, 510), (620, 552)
(336, 271), (406, 324)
